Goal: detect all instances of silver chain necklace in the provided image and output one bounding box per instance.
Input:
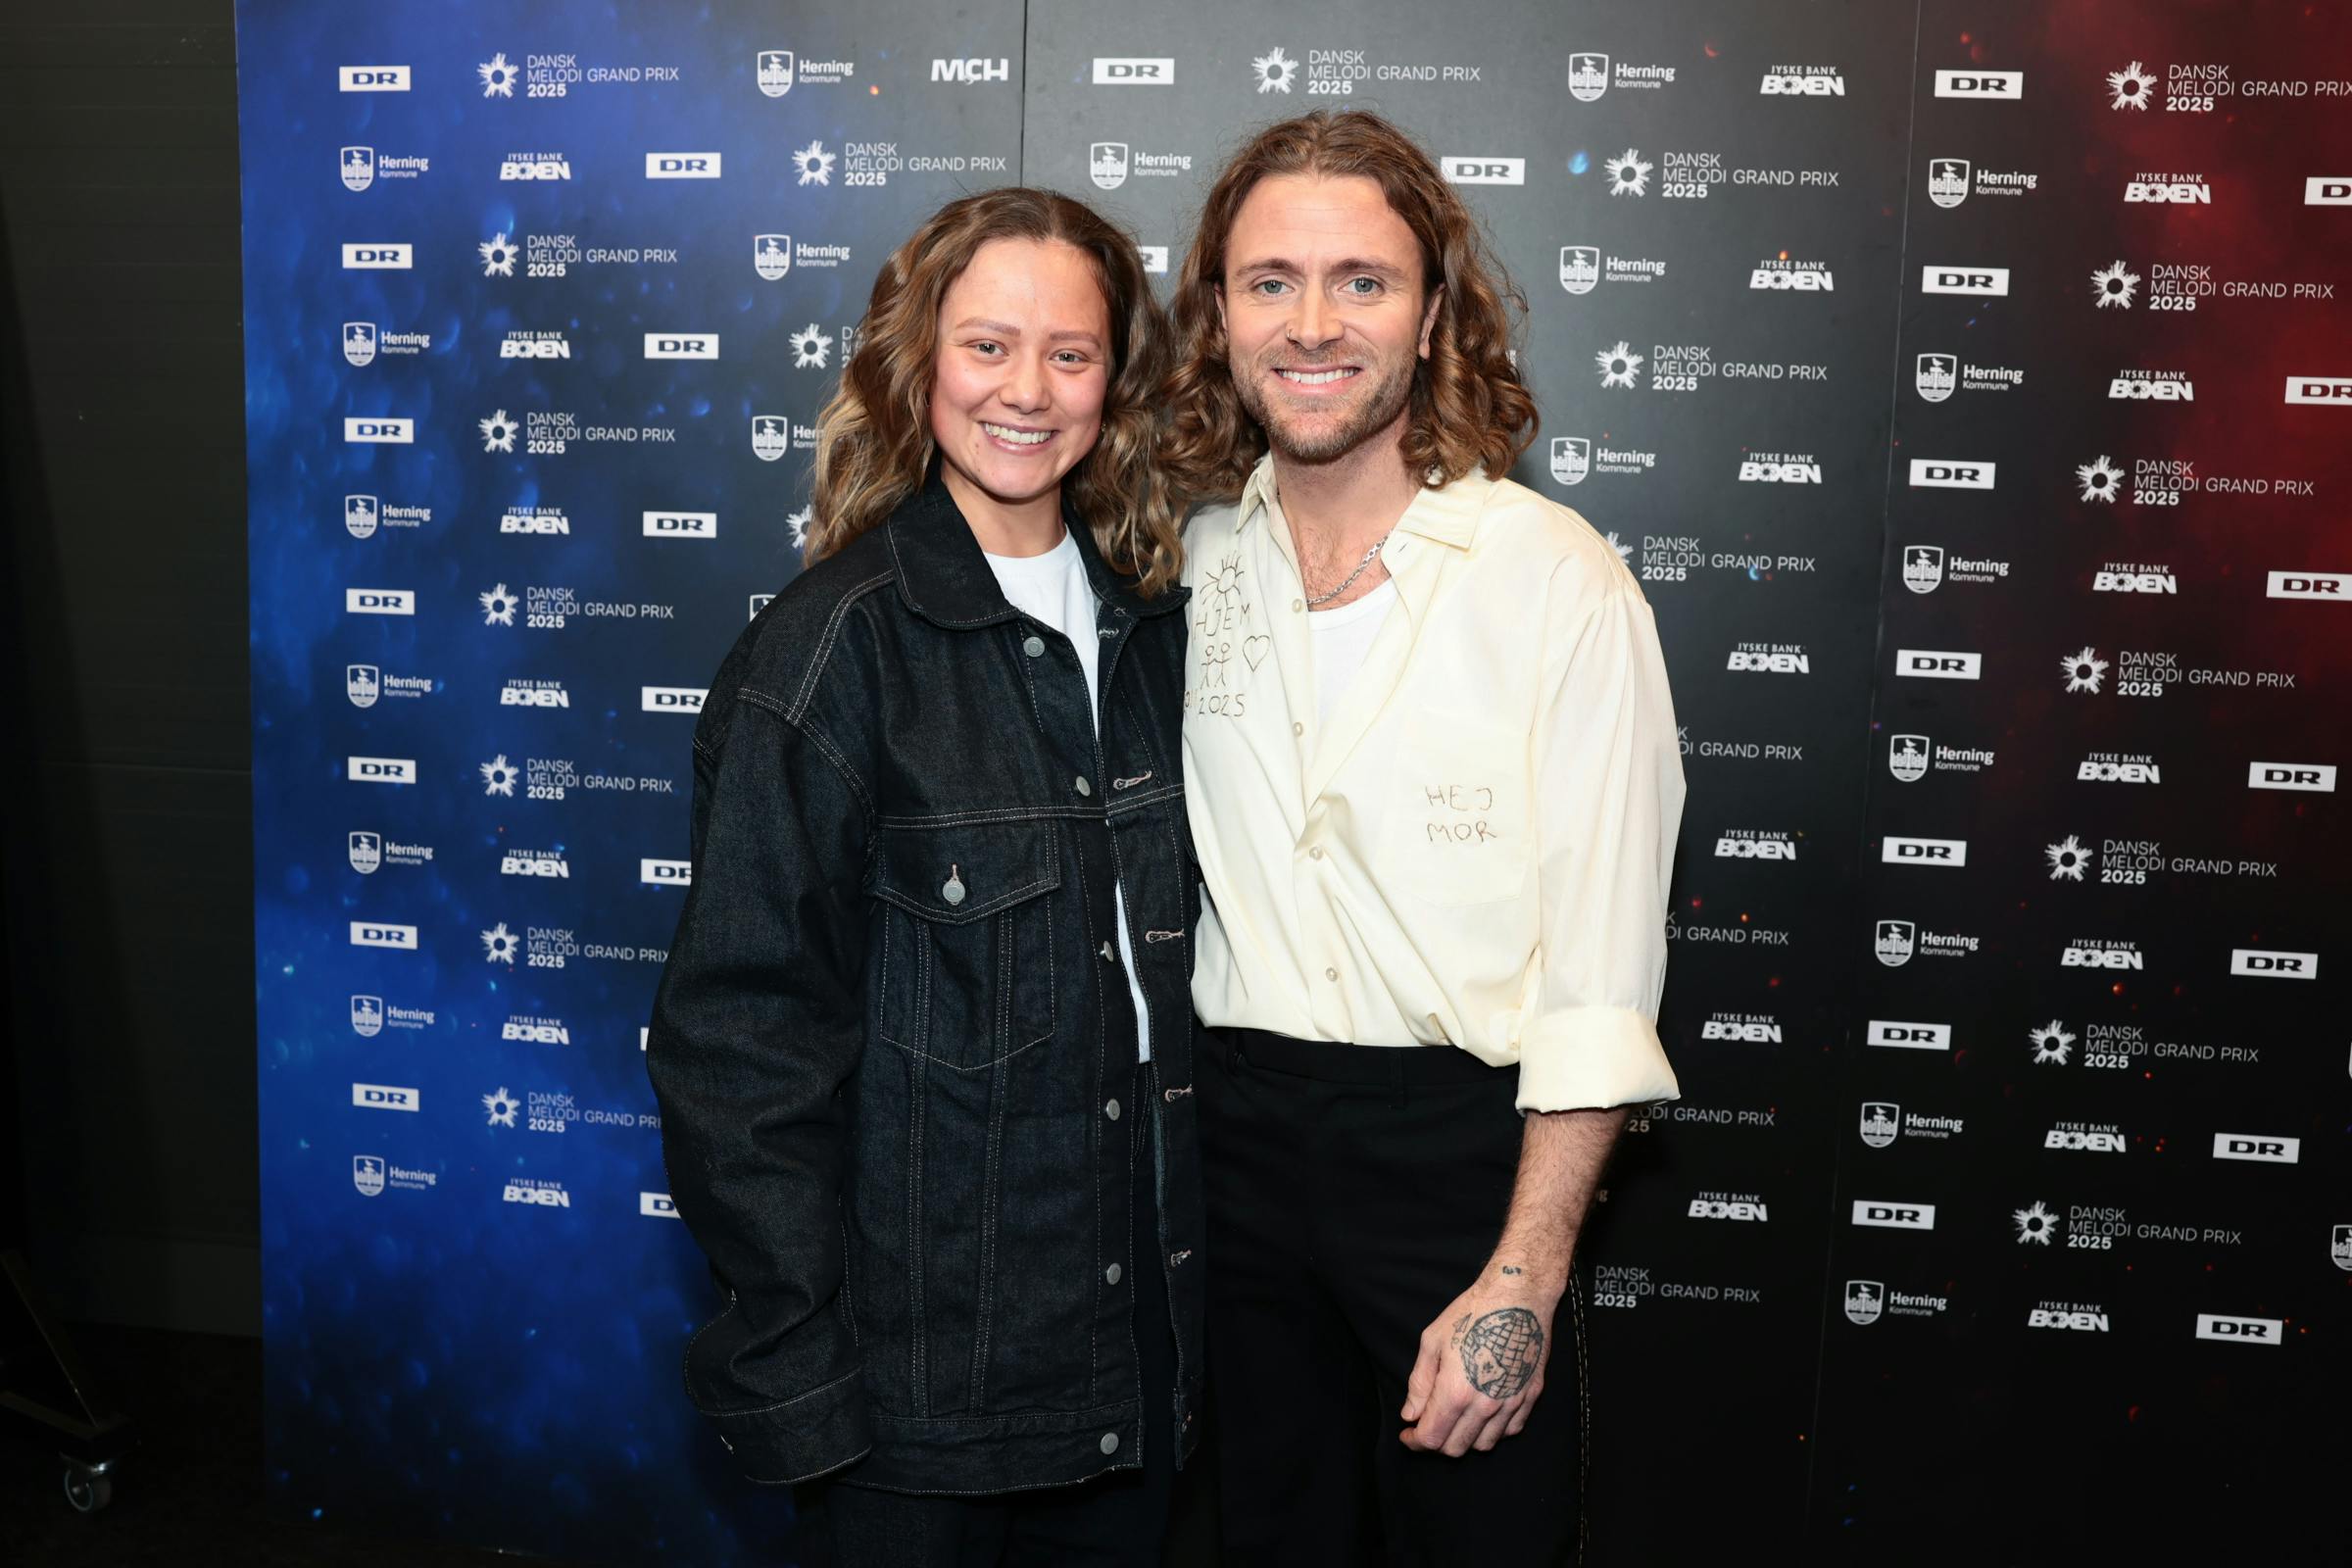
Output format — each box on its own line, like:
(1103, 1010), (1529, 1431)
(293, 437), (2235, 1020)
(1304, 532), (1392, 608)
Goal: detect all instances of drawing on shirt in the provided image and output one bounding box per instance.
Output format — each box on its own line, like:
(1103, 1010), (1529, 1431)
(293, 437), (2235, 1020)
(1422, 782), (1502, 846)
(1189, 549), (1252, 718)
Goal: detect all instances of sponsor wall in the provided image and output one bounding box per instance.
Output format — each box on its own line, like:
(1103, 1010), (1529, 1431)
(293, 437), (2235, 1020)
(239, 0), (2343, 1558)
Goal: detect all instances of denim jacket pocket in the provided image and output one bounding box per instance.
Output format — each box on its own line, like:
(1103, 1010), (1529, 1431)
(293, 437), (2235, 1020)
(870, 821), (1061, 1071)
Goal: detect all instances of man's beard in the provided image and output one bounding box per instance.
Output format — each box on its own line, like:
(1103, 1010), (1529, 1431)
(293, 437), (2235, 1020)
(1232, 348), (1417, 465)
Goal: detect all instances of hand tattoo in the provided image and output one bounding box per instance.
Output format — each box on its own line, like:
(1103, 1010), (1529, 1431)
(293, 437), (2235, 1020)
(1499, 1265), (1522, 1276)
(1458, 1307), (1544, 1399)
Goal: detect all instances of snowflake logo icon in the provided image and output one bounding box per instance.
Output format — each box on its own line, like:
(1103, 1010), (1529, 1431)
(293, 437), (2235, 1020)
(481, 923), (520, 965)
(478, 410), (519, 454)
(2029, 1021), (2076, 1066)
(2060, 646), (2108, 695)
(2044, 834), (2093, 881)
(481, 1086), (520, 1128)
(479, 232), (517, 278)
(478, 53), (519, 98)
(1595, 340), (1642, 389)
(787, 505), (813, 551)
(1252, 46), (1298, 94)
(790, 322), (834, 369)
(792, 140), (834, 187)
(1605, 148), (1651, 197)
(480, 755), (518, 797)
(478, 583), (519, 626)
(2012, 1201), (2060, 1246)
(1604, 531), (1633, 565)
(2106, 61), (2155, 111)
(2076, 455), (2124, 503)
(2090, 259), (2139, 309)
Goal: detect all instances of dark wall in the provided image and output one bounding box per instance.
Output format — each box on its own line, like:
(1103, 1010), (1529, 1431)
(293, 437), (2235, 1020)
(1, 4), (258, 1335)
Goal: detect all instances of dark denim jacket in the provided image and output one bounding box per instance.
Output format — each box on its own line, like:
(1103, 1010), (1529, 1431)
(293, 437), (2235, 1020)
(646, 477), (1202, 1495)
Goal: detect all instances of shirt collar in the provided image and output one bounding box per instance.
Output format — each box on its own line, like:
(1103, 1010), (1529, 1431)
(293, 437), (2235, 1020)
(1233, 451), (1491, 551)
(887, 470), (1186, 629)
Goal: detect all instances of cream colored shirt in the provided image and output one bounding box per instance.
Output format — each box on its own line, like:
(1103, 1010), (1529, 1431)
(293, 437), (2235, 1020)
(1181, 457), (1685, 1113)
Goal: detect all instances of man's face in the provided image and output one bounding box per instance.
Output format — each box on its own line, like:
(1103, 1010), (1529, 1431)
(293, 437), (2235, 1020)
(1217, 172), (1441, 465)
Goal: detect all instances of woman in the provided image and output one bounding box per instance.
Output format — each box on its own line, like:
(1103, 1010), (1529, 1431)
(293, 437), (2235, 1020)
(646, 188), (1201, 1567)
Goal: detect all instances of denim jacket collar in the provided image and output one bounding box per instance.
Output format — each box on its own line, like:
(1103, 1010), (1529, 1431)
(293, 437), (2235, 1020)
(886, 472), (1187, 631)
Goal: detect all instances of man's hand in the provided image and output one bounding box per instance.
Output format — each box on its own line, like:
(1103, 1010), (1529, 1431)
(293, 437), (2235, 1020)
(1397, 1269), (1556, 1456)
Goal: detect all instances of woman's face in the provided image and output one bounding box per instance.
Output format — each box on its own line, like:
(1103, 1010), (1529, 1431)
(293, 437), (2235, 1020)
(929, 238), (1113, 514)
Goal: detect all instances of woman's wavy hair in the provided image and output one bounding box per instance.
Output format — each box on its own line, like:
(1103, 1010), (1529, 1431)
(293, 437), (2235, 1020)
(1161, 110), (1538, 503)
(806, 187), (1181, 595)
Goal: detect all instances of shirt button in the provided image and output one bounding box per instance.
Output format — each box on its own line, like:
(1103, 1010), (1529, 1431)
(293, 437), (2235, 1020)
(1022, 634), (1046, 658)
(1293, 721), (1304, 737)
(1074, 775), (1093, 797)
(1104, 1099), (1121, 1121)
(1101, 1432), (1120, 1455)
(1324, 966), (1339, 982)
(1105, 1262), (1122, 1285)
(1308, 846), (1323, 859)
(1292, 598), (1304, 613)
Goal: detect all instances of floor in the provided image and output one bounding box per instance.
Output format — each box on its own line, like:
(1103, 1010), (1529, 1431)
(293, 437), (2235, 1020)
(1, 1323), (1222, 1567)
(0, 1323), (553, 1567)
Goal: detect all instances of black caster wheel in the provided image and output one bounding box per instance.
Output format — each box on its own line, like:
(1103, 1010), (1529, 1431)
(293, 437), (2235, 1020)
(63, 1460), (115, 1513)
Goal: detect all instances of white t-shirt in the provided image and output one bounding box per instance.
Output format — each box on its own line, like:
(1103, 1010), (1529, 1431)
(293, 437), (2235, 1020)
(982, 528), (1152, 1062)
(1306, 577), (1397, 725)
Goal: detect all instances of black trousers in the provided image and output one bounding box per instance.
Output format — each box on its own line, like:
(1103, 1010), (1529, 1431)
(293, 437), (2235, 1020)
(1199, 1028), (1589, 1567)
(794, 1060), (1178, 1568)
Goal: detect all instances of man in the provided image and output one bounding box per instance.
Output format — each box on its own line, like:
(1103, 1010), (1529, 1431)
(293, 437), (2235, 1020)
(1162, 111), (1685, 1565)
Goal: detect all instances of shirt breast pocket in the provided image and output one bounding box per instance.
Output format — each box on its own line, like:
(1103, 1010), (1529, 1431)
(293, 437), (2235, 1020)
(1384, 713), (1530, 906)
(870, 822), (1060, 1071)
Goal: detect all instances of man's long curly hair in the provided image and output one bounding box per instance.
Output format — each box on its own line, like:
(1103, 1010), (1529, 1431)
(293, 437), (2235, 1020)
(1160, 110), (1538, 503)
(807, 188), (1182, 596)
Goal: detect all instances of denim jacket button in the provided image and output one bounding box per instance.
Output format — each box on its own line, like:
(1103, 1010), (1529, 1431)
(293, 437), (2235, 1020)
(1101, 941), (1116, 963)
(1074, 775), (1093, 797)
(1022, 634), (1046, 658)
(942, 872), (966, 906)
(1104, 1099), (1121, 1121)
(1100, 1432), (1120, 1455)
(1105, 1262), (1122, 1285)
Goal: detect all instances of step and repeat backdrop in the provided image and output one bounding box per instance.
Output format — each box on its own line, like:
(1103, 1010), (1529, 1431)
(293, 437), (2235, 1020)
(237, 0), (2344, 1559)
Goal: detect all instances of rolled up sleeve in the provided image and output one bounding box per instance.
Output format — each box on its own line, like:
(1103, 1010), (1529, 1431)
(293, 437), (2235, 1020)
(1515, 565), (1686, 1113)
